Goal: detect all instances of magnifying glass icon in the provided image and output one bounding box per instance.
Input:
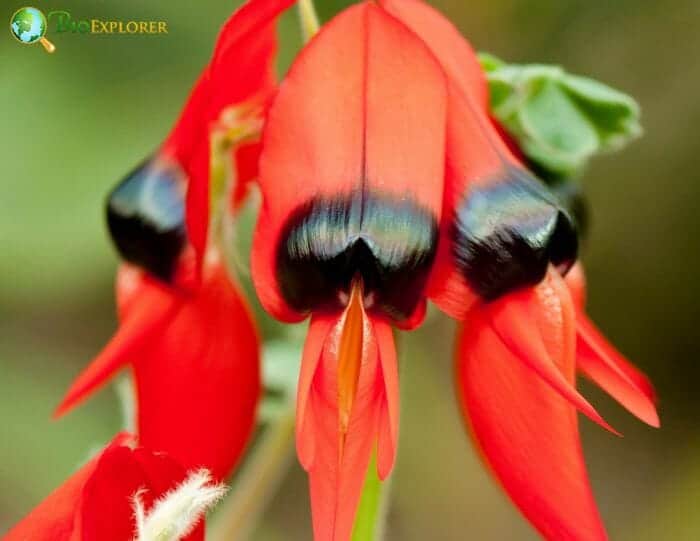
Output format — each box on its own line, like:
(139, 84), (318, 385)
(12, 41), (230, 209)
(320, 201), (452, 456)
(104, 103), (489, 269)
(10, 7), (56, 53)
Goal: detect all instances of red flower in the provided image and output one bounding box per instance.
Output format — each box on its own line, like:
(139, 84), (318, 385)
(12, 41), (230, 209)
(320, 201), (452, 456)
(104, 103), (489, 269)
(378, 0), (659, 538)
(249, 0), (657, 538)
(3, 434), (214, 541)
(54, 0), (295, 482)
(252, 2), (448, 538)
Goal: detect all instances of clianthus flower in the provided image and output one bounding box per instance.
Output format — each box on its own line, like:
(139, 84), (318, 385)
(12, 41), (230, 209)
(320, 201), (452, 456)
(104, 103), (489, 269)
(55, 0), (295, 482)
(4, 434), (225, 541)
(11, 1), (657, 540)
(251, 0), (659, 540)
(252, 2), (448, 538)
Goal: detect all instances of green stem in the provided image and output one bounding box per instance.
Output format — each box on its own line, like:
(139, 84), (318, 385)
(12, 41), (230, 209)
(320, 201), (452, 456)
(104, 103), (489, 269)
(297, 0), (320, 43)
(208, 402), (297, 541)
(351, 452), (392, 540)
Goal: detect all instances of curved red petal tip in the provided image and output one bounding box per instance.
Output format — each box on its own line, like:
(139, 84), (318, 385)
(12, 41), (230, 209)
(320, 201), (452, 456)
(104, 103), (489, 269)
(135, 261), (260, 481)
(457, 317), (609, 541)
(298, 309), (398, 540)
(576, 316), (660, 427)
(564, 262), (659, 411)
(53, 273), (180, 419)
(488, 276), (620, 436)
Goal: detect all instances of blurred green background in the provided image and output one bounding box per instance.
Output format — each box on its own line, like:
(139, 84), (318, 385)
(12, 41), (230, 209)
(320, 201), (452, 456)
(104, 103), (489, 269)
(1, 0), (698, 539)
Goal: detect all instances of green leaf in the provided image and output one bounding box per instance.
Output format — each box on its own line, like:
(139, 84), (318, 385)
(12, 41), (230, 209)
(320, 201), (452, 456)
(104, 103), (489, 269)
(478, 53), (642, 178)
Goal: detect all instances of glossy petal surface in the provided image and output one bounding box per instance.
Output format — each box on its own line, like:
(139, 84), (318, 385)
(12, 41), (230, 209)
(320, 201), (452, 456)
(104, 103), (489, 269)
(252, 1), (447, 325)
(457, 271), (608, 541)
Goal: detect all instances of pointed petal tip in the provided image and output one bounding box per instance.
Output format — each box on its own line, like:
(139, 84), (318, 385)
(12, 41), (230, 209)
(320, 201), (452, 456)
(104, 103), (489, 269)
(491, 297), (620, 437)
(457, 321), (610, 541)
(576, 318), (660, 429)
(52, 399), (74, 420)
(55, 283), (178, 420)
(374, 319), (399, 481)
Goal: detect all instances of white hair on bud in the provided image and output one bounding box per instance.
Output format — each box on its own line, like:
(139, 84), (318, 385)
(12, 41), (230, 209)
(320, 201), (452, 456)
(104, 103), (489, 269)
(132, 469), (227, 541)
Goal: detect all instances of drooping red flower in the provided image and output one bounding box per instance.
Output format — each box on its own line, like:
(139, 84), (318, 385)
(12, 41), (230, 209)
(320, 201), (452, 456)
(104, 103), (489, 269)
(377, 1), (659, 538)
(456, 268), (609, 541)
(3, 434), (208, 541)
(55, 0), (295, 482)
(251, 2), (448, 538)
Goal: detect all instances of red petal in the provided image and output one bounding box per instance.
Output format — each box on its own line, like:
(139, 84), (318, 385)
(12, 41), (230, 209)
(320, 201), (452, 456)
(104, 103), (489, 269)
(379, 0), (488, 107)
(184, 0), (293, 269)
(564, 262), (658, 407)
(374, 319), (399, 480)
(230, 141), (263, 209)
(161, 73), (210, 167)
(77, 440), (204, 541)
(298, 311), (397, 541)
(489, 284), (619, 436)
(253, 1), (447, 322)
(576, 315), (659, 426)
(457, 276), (608, 540)
(76, 445), (152, 541)
(134, 260), (260, 481)
(297, 314), (337, 470)
(54, 271), (180, 418)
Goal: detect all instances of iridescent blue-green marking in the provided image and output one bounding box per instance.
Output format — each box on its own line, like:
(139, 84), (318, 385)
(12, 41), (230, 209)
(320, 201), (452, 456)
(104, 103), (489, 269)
(106, 157), (186, 282)
(452, 165), (578, 301)
(276, 190), (438, 322)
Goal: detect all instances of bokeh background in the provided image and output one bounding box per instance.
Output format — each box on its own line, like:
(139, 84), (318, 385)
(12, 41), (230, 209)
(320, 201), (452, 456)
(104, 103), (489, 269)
(2, 0), (699, 539)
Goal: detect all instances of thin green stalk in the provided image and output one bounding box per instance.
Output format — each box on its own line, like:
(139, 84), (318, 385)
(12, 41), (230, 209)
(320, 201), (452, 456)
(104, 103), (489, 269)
(208, 403), (297, 541)
(297, 0), (320, 42)
(351, 452), (392, 541)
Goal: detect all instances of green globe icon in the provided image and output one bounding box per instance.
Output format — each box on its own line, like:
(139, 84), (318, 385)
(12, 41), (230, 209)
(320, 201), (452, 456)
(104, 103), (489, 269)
(10, 7), (55, 52)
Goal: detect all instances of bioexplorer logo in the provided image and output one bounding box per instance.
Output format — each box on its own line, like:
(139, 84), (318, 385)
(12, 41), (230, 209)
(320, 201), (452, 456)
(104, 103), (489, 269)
(10, 7), (55, 52)
(10, 6), (169, 53)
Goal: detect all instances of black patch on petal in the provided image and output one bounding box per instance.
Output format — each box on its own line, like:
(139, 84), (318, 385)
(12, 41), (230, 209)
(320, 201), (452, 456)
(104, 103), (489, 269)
(106, 156), (186, 282)
(550, 181), (589, 241)
(452, 165), (578, 301)
(276, 191), (438, 322)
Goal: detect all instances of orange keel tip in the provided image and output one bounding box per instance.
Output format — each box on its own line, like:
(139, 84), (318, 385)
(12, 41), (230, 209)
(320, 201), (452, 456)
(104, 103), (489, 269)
(297, 301), (400, 540)
(53, 283), (180, 418)
(337, 279), (367, 447)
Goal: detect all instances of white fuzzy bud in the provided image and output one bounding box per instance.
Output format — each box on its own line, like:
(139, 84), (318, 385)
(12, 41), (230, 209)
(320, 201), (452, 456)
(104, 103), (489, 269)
(132, 469), (227, 541)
